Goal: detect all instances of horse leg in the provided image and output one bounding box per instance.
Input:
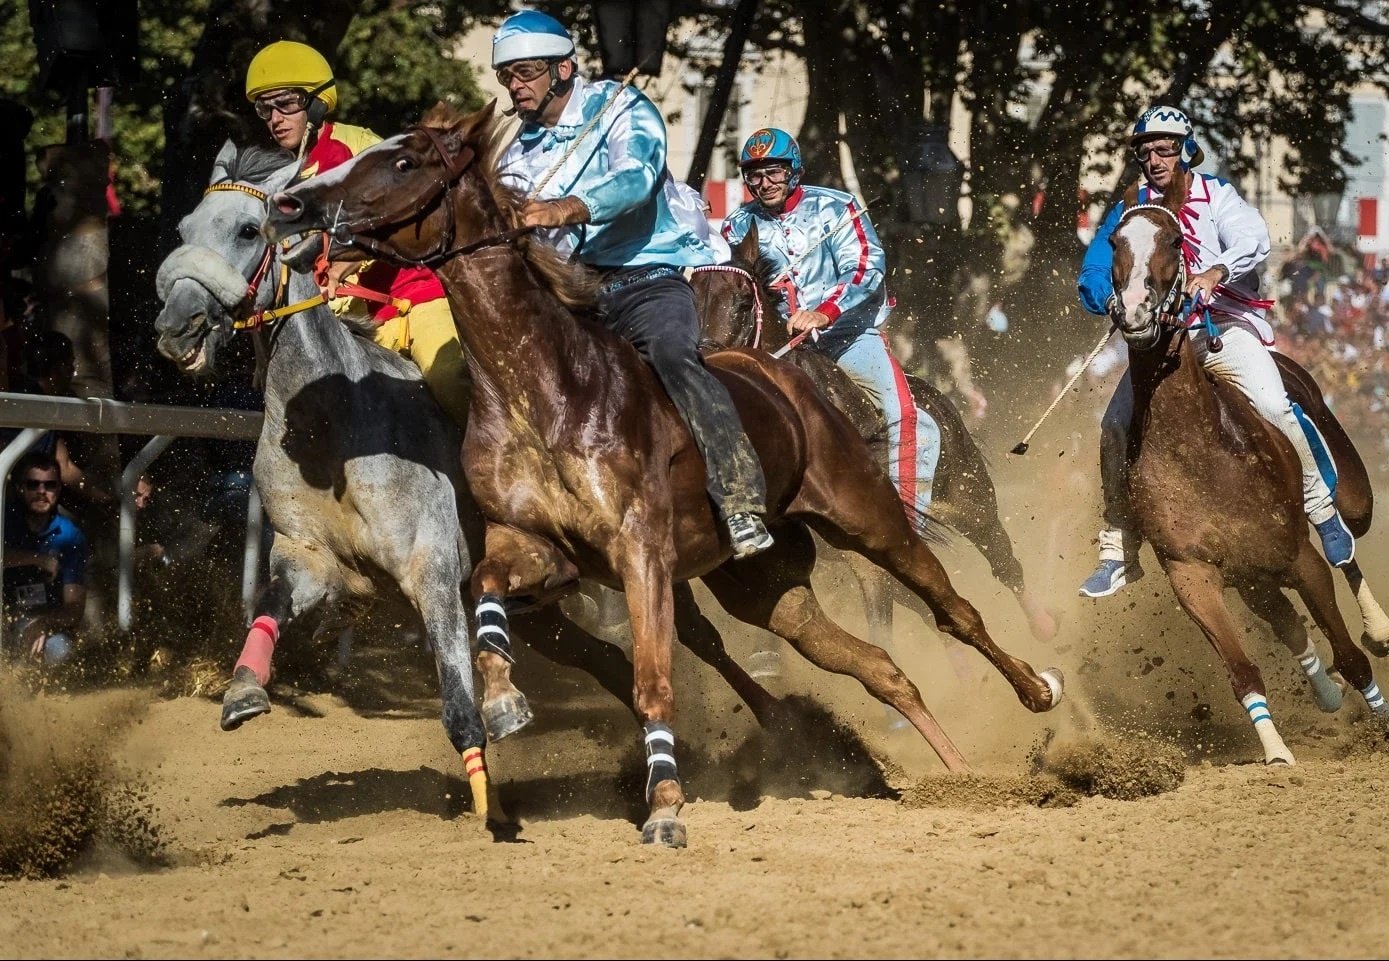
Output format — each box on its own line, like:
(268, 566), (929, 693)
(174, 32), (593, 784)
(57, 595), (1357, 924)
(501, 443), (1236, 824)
(843, 551), (909, 730)
(1164, 558), (1294, 765)
(469, 523), (578, 741)
(702, 525), (969, 772)
(401, 559), (500, 824)
(221, 536), (338, 731)
(672, 581), (780, 725)
(1287, 543), (1387, 720)
(1341, 562), (1389, 658)
(1235, 578), (1343, 712)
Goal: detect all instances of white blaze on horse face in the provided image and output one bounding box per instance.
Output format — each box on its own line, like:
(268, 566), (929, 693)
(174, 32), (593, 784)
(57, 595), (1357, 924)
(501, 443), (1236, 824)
(1118, 217), (1162, 316)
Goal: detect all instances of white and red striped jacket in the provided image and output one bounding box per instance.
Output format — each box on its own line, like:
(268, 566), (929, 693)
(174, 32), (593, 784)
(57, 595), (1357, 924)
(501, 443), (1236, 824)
(721, 185), (891, 331)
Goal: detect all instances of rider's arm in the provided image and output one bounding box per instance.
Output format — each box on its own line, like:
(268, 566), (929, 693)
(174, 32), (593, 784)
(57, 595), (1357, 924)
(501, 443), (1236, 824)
(811, 198), (886, 324)
(1209, 181), (1271, 283)
(1077, 201), (1125, 315)
(571, 91), (664, 225)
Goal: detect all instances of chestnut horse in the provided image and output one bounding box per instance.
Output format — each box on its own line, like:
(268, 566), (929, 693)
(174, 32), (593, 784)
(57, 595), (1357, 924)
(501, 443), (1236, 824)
(1108, 177), (1389, 764)
(266, 102), (1063, 847)
(690, 228), (1058, 651)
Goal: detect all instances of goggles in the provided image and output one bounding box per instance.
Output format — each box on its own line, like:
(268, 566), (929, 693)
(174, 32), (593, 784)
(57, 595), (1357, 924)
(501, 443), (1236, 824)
(1133, 142), (1181, 163)
(254, 91), (311, 120)
(495, 59), (552, 86)
(742, 166), (792, 187)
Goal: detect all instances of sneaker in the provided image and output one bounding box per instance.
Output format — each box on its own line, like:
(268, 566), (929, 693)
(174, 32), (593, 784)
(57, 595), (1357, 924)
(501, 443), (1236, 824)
(727, 511), (774, 559)
(1078, 558), (1144, 598)
(1314, 513), (1355, 567)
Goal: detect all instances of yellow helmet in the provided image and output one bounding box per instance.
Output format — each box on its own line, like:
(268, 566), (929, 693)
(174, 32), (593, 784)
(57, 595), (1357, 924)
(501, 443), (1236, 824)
(245, 41), (338, 115)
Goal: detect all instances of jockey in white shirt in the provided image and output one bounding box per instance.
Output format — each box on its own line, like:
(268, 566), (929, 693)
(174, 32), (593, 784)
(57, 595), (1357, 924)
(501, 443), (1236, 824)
(1076, 105), (1354, 598)
(721, 128), (941, 531)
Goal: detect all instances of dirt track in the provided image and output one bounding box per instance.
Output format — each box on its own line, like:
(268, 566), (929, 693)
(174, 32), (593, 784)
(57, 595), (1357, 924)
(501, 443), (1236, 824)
(5, 405), (1389, 958)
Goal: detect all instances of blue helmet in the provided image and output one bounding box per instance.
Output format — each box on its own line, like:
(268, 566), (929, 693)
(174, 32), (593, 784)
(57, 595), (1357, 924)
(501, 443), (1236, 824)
(492, 10), (575, 67)
(739, 128), (802, 189)
(1131, 105), (1204, 168)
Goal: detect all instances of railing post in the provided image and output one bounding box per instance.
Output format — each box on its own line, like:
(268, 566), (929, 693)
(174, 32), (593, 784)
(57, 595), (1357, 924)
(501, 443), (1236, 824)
(117, 435), (174, 633)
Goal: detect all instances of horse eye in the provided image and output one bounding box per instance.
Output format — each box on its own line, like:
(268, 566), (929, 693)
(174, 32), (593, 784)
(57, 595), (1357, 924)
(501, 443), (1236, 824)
(238, 223), (260, 240)
(395, 157), (415, 172)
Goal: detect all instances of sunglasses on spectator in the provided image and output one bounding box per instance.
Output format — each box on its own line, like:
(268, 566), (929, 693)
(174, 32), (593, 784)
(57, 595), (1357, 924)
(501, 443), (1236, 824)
(21, 479), (60, 492)
(254, 92), (311, 120)
(1133, 142), (1181, 163)
(743, 166), (792, 187)
(495, 60), (552, 86)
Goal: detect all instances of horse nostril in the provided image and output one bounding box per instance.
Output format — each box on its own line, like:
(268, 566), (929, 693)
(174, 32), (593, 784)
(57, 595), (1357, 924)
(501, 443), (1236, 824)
(273, 192), (304, 218)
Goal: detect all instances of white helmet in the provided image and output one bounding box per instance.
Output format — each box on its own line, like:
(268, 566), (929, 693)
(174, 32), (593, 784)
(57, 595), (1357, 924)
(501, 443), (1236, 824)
(1131, 105), (1204, 168)
(492, 10), (575, 68)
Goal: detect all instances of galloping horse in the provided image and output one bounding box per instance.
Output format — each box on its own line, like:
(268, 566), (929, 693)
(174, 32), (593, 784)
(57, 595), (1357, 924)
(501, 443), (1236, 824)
(1108, 176), (1389, 764)
(154, 142), (777, 822)
(691, 227), (1058, 648)
(265, 102), (1064, 847)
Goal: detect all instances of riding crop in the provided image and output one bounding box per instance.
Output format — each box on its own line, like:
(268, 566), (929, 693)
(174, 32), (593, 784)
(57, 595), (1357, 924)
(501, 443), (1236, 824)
(1008, 324), (1115, 456)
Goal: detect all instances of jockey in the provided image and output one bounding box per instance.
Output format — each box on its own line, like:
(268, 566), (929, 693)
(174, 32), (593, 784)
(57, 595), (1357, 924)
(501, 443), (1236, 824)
(244, 41), (469, 428)
(721, 128), (941, 528)
(1075, 104), (1354, 598)
(492, 10), (773, 559)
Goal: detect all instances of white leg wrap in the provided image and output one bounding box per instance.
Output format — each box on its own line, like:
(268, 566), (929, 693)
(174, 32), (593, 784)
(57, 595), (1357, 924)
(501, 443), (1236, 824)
(1243, 692), (1295, 766)
(1356, 579), (1389, 647)
(1360, 681), (1388, 716)
(1297, 642), (1343, 713)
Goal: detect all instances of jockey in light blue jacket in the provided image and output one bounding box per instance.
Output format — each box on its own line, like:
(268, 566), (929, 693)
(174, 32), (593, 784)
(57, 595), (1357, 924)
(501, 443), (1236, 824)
(492, 10), (771, 558)
(721, 128), (941, 530)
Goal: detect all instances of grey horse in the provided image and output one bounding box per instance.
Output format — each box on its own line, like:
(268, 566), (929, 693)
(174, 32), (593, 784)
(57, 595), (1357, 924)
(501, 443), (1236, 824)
(153, 141), (515, 816)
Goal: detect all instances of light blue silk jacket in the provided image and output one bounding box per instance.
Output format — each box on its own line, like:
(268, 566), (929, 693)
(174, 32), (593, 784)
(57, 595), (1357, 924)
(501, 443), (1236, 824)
(498, 75), (723, 269)
(721, 185), (891, 333)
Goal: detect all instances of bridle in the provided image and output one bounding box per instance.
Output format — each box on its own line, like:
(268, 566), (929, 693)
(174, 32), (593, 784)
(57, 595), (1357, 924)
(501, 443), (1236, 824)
(1111, 201), (1222, 348)
(691, 263), (766, 349)
(324, 124), (535, 268)
(202, 181), (306, 332)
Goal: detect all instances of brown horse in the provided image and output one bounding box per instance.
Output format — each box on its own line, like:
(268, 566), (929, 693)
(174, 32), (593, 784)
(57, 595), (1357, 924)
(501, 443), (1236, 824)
(265, 102), (1063, 846)
(690, 228), (1059, 653)
(1108, 177), (1389, 764)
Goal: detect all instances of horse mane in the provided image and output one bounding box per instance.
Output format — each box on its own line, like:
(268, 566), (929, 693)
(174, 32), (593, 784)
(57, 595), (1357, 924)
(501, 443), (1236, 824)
(222, 143), (296, 186)
(420, 102), (597, 312)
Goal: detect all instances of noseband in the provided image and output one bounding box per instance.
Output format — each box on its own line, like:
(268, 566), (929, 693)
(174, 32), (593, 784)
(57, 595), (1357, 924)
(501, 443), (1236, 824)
(691, 264), (766, 349)
(326, 125), (535, 268)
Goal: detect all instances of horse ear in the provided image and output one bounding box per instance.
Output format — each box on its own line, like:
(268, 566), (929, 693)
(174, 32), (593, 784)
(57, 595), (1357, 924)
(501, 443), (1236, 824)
(1163, 169), (1191, 213)
(209, 139), (237, 185)
(735, 223), (760, 264)
(452, 100), (498, 142)
(1121, 179), (1141, 208)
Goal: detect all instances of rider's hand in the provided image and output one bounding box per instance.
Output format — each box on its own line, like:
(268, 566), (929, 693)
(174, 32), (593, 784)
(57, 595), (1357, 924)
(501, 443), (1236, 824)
(1186, 265), (1229, 303)
(521, 198), (591, 229)
(787, 309), (832, 335)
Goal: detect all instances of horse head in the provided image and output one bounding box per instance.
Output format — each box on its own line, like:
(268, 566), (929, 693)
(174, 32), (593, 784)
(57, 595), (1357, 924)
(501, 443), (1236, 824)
(691, 223), (787, 351)
(154, 140), (300, 375)
(1108, 177), (1190, 352)
(266, 101), (508, 273)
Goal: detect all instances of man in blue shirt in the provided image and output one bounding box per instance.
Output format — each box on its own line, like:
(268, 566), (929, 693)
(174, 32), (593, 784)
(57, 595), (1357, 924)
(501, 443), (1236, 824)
(492, 9), (772, 559)
(3, 450), (88, 666)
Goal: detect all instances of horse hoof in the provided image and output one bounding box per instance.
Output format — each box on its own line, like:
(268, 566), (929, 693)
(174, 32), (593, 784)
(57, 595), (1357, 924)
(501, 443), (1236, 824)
(482, 691), (534, 742)
(1363, 632), (1389, 659)
(220, 666), (270, 731)
(641, 812), (687, 848)
(1039, 668), (1064, 711)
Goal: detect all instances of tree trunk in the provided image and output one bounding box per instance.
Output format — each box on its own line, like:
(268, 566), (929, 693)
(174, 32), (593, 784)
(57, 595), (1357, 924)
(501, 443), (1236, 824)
(686, 0), (761, 191)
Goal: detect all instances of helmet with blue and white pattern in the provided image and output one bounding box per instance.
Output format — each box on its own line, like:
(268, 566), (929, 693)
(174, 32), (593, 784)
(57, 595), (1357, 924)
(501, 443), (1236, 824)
(492, 10), (575, 67)
(1131, 105), (1204, 168)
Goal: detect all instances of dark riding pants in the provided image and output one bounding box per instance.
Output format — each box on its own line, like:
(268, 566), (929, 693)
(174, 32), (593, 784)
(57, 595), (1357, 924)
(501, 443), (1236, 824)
(596, 267), (767, 518)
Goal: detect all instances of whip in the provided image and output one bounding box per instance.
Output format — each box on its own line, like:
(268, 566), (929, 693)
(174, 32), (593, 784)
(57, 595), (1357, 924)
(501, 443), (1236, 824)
(1009, 325), (1115, 456)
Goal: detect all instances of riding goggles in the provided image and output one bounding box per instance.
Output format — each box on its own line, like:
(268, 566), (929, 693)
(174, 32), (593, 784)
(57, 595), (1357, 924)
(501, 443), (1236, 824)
(742, 166), (793, 187)
(495, 59), (553, 86)
(1133, 142), (1181, 163)
(254, 91), (311, 120)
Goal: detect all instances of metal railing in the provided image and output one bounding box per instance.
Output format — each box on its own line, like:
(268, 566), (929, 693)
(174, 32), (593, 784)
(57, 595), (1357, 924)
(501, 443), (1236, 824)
(0, 392), (264, 631)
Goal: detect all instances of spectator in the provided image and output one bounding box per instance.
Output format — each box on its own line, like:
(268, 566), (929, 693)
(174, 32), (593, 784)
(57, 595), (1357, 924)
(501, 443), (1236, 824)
(2, 450), (88, 667)
(133, 473), (173, 568)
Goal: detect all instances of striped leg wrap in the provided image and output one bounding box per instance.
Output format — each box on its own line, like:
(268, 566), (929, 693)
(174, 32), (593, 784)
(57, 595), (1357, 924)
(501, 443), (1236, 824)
(1361, 681), (1387, 715)
(1297, 644), (1324, 678)
(476, 594), (514, 663)
(643, 722), (679, 803)
(1242, 692), (1273, 727)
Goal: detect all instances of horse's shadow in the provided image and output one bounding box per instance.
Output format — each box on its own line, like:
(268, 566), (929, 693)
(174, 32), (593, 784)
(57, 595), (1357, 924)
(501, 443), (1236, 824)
(277, 368), (465, 496)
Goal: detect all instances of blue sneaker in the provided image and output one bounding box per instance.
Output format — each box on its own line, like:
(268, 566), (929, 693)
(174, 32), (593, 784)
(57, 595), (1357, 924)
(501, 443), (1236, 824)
(1078, 558), (1143, 598)
(1314, 513), (1355, 567)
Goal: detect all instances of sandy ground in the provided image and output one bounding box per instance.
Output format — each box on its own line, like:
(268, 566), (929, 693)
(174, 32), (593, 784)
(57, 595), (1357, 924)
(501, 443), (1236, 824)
(5, 396), (1389, 958)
